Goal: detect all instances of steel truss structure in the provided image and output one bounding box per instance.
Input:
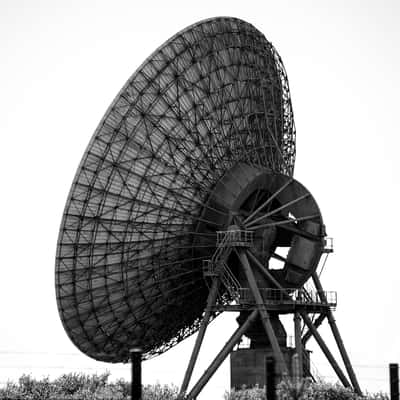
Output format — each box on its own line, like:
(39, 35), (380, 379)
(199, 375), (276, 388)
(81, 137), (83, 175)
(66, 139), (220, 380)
(176, 166), (361, 398)
(56, 17), (295, 363)
(55, 16), (361, 400)
(179, 228), (361, 398)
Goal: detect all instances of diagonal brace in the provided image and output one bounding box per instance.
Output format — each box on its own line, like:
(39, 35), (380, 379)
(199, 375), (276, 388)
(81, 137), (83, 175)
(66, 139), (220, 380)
(179, 278), (220, 397)
(186, 309), (259, 400)
(312, 273), (362, 395)
(301, 312), (351, 388)
(237, 250), (289, 376)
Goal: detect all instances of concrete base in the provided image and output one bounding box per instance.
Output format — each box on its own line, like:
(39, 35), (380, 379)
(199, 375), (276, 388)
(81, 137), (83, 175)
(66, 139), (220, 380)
(230, 347), (310, 389)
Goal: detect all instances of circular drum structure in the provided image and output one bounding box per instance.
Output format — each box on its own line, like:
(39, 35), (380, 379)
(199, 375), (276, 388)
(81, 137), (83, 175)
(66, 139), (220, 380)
(196, 163), (325, 291)
(55, 17), (297, 363)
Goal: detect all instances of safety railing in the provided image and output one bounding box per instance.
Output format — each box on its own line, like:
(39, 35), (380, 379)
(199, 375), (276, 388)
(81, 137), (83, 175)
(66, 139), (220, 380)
(323, 237), (334, 253)
(203, 259), (241, 299)
(219, 261), (241, 300)
(203, 259), (217, 277)
(212, 231), (231, 262)
(203, 230), (232, 277)
(216, 230), (254, 247)
(238, 288), (337, 308)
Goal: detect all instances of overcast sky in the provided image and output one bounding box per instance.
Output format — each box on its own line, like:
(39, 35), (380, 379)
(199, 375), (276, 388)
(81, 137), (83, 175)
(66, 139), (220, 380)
(1, 0), (399, 398)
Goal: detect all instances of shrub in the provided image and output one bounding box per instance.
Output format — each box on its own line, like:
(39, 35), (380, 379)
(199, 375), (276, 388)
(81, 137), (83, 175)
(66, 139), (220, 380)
(0, 373), (390, 400)
(0, 373), (179, 400)
(224, 384), (265, 399)
(142, 382), (179, 400)
(278, 377), (311, 400)
(52, 371), (111, 395)
(225, 380), (390, 400)
(17, 374), (54, 400)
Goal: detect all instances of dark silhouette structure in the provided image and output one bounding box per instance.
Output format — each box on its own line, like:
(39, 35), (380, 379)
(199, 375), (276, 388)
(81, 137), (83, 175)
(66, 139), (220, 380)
(55, 17), (361, 399)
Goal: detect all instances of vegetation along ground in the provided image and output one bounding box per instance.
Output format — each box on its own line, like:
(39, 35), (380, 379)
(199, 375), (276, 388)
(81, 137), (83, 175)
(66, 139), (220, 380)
(0, 372), (389, 400)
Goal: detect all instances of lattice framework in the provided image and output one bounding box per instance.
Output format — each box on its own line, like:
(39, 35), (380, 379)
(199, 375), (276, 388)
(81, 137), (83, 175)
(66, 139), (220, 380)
(56, 17), (296, 362)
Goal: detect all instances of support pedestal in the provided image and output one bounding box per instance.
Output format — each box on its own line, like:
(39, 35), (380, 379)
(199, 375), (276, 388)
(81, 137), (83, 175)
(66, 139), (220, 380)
(230, 347), (310, 389)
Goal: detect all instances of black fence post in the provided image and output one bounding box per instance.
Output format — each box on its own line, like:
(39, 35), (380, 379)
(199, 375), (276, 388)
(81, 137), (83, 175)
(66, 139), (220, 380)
(130, 348), (142, 400)
(390, 363), (399, 400)
(266, 356), (276, 400)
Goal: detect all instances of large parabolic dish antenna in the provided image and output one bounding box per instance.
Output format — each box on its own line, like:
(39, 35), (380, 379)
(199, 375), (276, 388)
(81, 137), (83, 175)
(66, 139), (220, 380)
(56, 17), (362, 398)
(55, 17), (297, 363)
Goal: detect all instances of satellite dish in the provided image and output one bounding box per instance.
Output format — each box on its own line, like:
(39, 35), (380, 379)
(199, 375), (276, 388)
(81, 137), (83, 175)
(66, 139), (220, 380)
(56, 17), (361, 398)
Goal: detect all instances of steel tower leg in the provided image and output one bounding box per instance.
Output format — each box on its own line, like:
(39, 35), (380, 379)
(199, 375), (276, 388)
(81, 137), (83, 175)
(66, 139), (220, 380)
(237, 250), (289, 376)
(179, 278), (220, 397)
(294, 312), (303, 377)
(301, 312), (351, 388)
(186, 309), (258, 400)
(312, 273), (362, 395)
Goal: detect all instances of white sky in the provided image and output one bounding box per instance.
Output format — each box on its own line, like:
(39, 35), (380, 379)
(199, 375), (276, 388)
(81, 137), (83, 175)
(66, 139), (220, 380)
(1, 0), (399, 398)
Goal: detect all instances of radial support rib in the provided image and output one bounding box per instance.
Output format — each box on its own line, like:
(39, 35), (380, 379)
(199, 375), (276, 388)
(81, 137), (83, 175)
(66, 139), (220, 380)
(186, 309), (259, 400)
(312, 273), (362, 395)
(246, 192), (310, 228)
(243, 178), (293, 225)
(179, 278), (220, 397)
(248, 214), (319, 231)
(301, 312), (351, 388)
(237, 250), (289, 376)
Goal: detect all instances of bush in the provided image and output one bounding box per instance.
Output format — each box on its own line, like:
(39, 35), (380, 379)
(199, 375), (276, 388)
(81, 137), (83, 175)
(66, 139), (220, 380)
(17, 374), (54, 400)
(52, 372), (110, 395)
(224, 384), (265, 399)
(142, 383), (179, 400)
(0, 373), (390, 400)
(305, 381), (360, 400)
(0, 373), (178, 400)
(225, 380), (390, 400)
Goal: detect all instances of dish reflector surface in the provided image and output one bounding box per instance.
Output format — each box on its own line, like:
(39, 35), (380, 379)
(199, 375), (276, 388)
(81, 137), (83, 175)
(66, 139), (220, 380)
(55, 17), (296, 362)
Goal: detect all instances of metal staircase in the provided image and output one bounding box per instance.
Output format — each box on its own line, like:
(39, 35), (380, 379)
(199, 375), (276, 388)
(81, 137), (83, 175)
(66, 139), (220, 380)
(203, 229), (252, 300)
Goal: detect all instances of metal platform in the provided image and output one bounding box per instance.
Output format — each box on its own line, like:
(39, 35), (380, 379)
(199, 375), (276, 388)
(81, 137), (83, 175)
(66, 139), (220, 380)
(238, 287), (336, 310)
(216, 230), (254, 247)
(210, 287), (337, 314)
